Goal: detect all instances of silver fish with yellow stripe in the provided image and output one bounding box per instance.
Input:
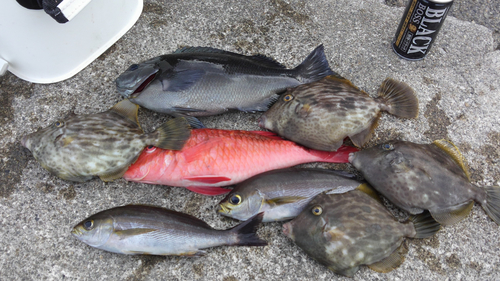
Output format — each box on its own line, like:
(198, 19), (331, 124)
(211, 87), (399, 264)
(21, 99), (192, 182)
(72, 205), (267, 256)
(349, 139), (500, 225)
(218, 168), (361, 222)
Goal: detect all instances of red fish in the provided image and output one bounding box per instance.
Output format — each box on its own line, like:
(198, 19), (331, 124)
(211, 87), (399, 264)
(123, 129), (358, 195)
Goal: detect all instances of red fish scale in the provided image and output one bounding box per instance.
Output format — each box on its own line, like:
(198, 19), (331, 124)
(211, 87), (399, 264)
(124, 129), (355, 189)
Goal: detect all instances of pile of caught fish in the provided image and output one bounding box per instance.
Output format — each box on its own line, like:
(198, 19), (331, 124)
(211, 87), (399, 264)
(21, 45), (500, 277)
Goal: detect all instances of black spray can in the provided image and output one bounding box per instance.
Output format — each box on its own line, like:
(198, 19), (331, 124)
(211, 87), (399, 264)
(392, 0), (453, 60)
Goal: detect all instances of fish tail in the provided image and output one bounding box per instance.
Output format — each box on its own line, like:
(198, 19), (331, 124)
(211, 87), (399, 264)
(376, 78), (418, 119)
(150, 117), (192, 150)
(308, 145), (359, 163)
(294, 45), (337, 83)
(482, 186), (500, 225)
(228, 213), (267, 247)
(408, 211), (441, 238)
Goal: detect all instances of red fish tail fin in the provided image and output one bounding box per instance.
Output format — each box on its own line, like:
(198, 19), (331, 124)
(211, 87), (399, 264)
(228, 213), (267, 246)
(309, 145), (359, 163)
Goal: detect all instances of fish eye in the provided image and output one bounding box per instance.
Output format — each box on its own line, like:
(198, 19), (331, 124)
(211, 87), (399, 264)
(229, 195), (242, 205)
(311, 206), (323, 216)
(145, 145), (157, 153)
(83, 220), (94, 230)
(128, 64), (139, 71)
(283, 94), (294, 102)
(382, 143), (394, 151)
(54, 121), (64, 128)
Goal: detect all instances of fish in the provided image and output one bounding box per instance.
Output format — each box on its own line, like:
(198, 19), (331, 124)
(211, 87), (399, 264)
(282, 185), (440, 277)
(21, 99), (193, 182)
(218, 168), (362, 222)
(115, 45), (335, 117)
(71, 205), (267, 256)
(123, 129), (358, 196)
(349, 139), (500, 226)
(259, 76), (418, 151)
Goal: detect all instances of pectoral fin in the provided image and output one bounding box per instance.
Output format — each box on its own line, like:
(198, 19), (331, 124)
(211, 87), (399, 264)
(114, 228), (157, 239)
(368, 242), (407, 273)
(159, 69), (205, 92)
(265, 196), (308, 207)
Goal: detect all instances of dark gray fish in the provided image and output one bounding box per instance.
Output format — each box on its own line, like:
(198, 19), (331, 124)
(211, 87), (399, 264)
(283, 186), (440, 277)
(218, 168), (362, 222)
(115, 45), (335, 117)
(349, 139), (500, 226)
(71, 205), (267, 256)
(21, 99), (192, 182)
(259, 76), (418, 151)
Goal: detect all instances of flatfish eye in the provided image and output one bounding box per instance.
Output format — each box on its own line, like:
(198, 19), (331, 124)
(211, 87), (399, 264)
(83, 220), (94, 230)
(145, 145), (157, 153)
(54, 121), (64, 128)
(283, 94), (294, 102)
(382, 143), (395, 151)
(311, 205), (323, 216)
(229, 195), (242, 205)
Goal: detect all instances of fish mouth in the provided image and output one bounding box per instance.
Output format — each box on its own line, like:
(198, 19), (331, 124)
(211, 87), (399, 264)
(218, 204), (231, 215)
(129, 73), (157, 98)
(282, 222), (292, 238)
(257, 115), (266, 129)
(71, 227), (83, 237)
(348, 152), (357, 163)
(20, 135), (28, 148)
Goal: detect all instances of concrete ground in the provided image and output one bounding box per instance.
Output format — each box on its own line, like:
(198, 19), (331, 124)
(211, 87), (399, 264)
(1, 0), (499, 280)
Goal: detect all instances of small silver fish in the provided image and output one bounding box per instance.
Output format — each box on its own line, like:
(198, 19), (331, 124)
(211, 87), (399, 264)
(115, 45), (335, 117)
(283, 185), (440, 277)
(72, 205), (267, 256)
(218, 168), (361, 222)
(21, 99), (192, 182)
(349, 139), (500, 225)
(259, 76), (418, 151)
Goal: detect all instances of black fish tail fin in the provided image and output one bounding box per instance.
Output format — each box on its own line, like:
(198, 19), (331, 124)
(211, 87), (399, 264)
(376, 78), (419, 119)
(229, 213), (267, 247)
(150, 117), (192, 150)
(482, 186), (500, 225)
(408, 211), (441, 238)
(294, 45), (336, 83)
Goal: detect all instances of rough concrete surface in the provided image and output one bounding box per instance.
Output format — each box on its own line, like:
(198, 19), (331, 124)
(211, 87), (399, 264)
(1, 0), (499, 280)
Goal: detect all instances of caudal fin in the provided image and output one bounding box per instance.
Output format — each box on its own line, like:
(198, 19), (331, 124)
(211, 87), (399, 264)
(229, 213), (267, 247)
(294, 45), (337, 83)
(376, 78), (419, 119)
(152, 117), (192, 150)
(409, 211), (441, 238)
(482, 186), (500, 225)
(309, 145), (359, 163)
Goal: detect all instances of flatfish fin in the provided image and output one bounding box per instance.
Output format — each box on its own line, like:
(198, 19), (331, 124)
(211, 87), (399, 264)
(331, 265), (359, 278)
(433, 139), (470, 181)
(349, 114), (380, 147)
(159, 69), (205, 92)
(368, 243), (407, 273)
(408, 211), (441, 238)
(109, 99), (141, 129)
(98, 166), (128, 182)
(376, 78), (418, 119)
(430, 200), (474, 225)
(356, 183), (383, 204)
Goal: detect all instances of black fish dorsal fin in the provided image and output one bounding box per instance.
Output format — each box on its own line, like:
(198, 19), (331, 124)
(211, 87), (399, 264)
(249, 54), (286, 68)
(109, 99), (141, 127)
(433, 139), (470, 181)
(173, 46), (239, 55)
